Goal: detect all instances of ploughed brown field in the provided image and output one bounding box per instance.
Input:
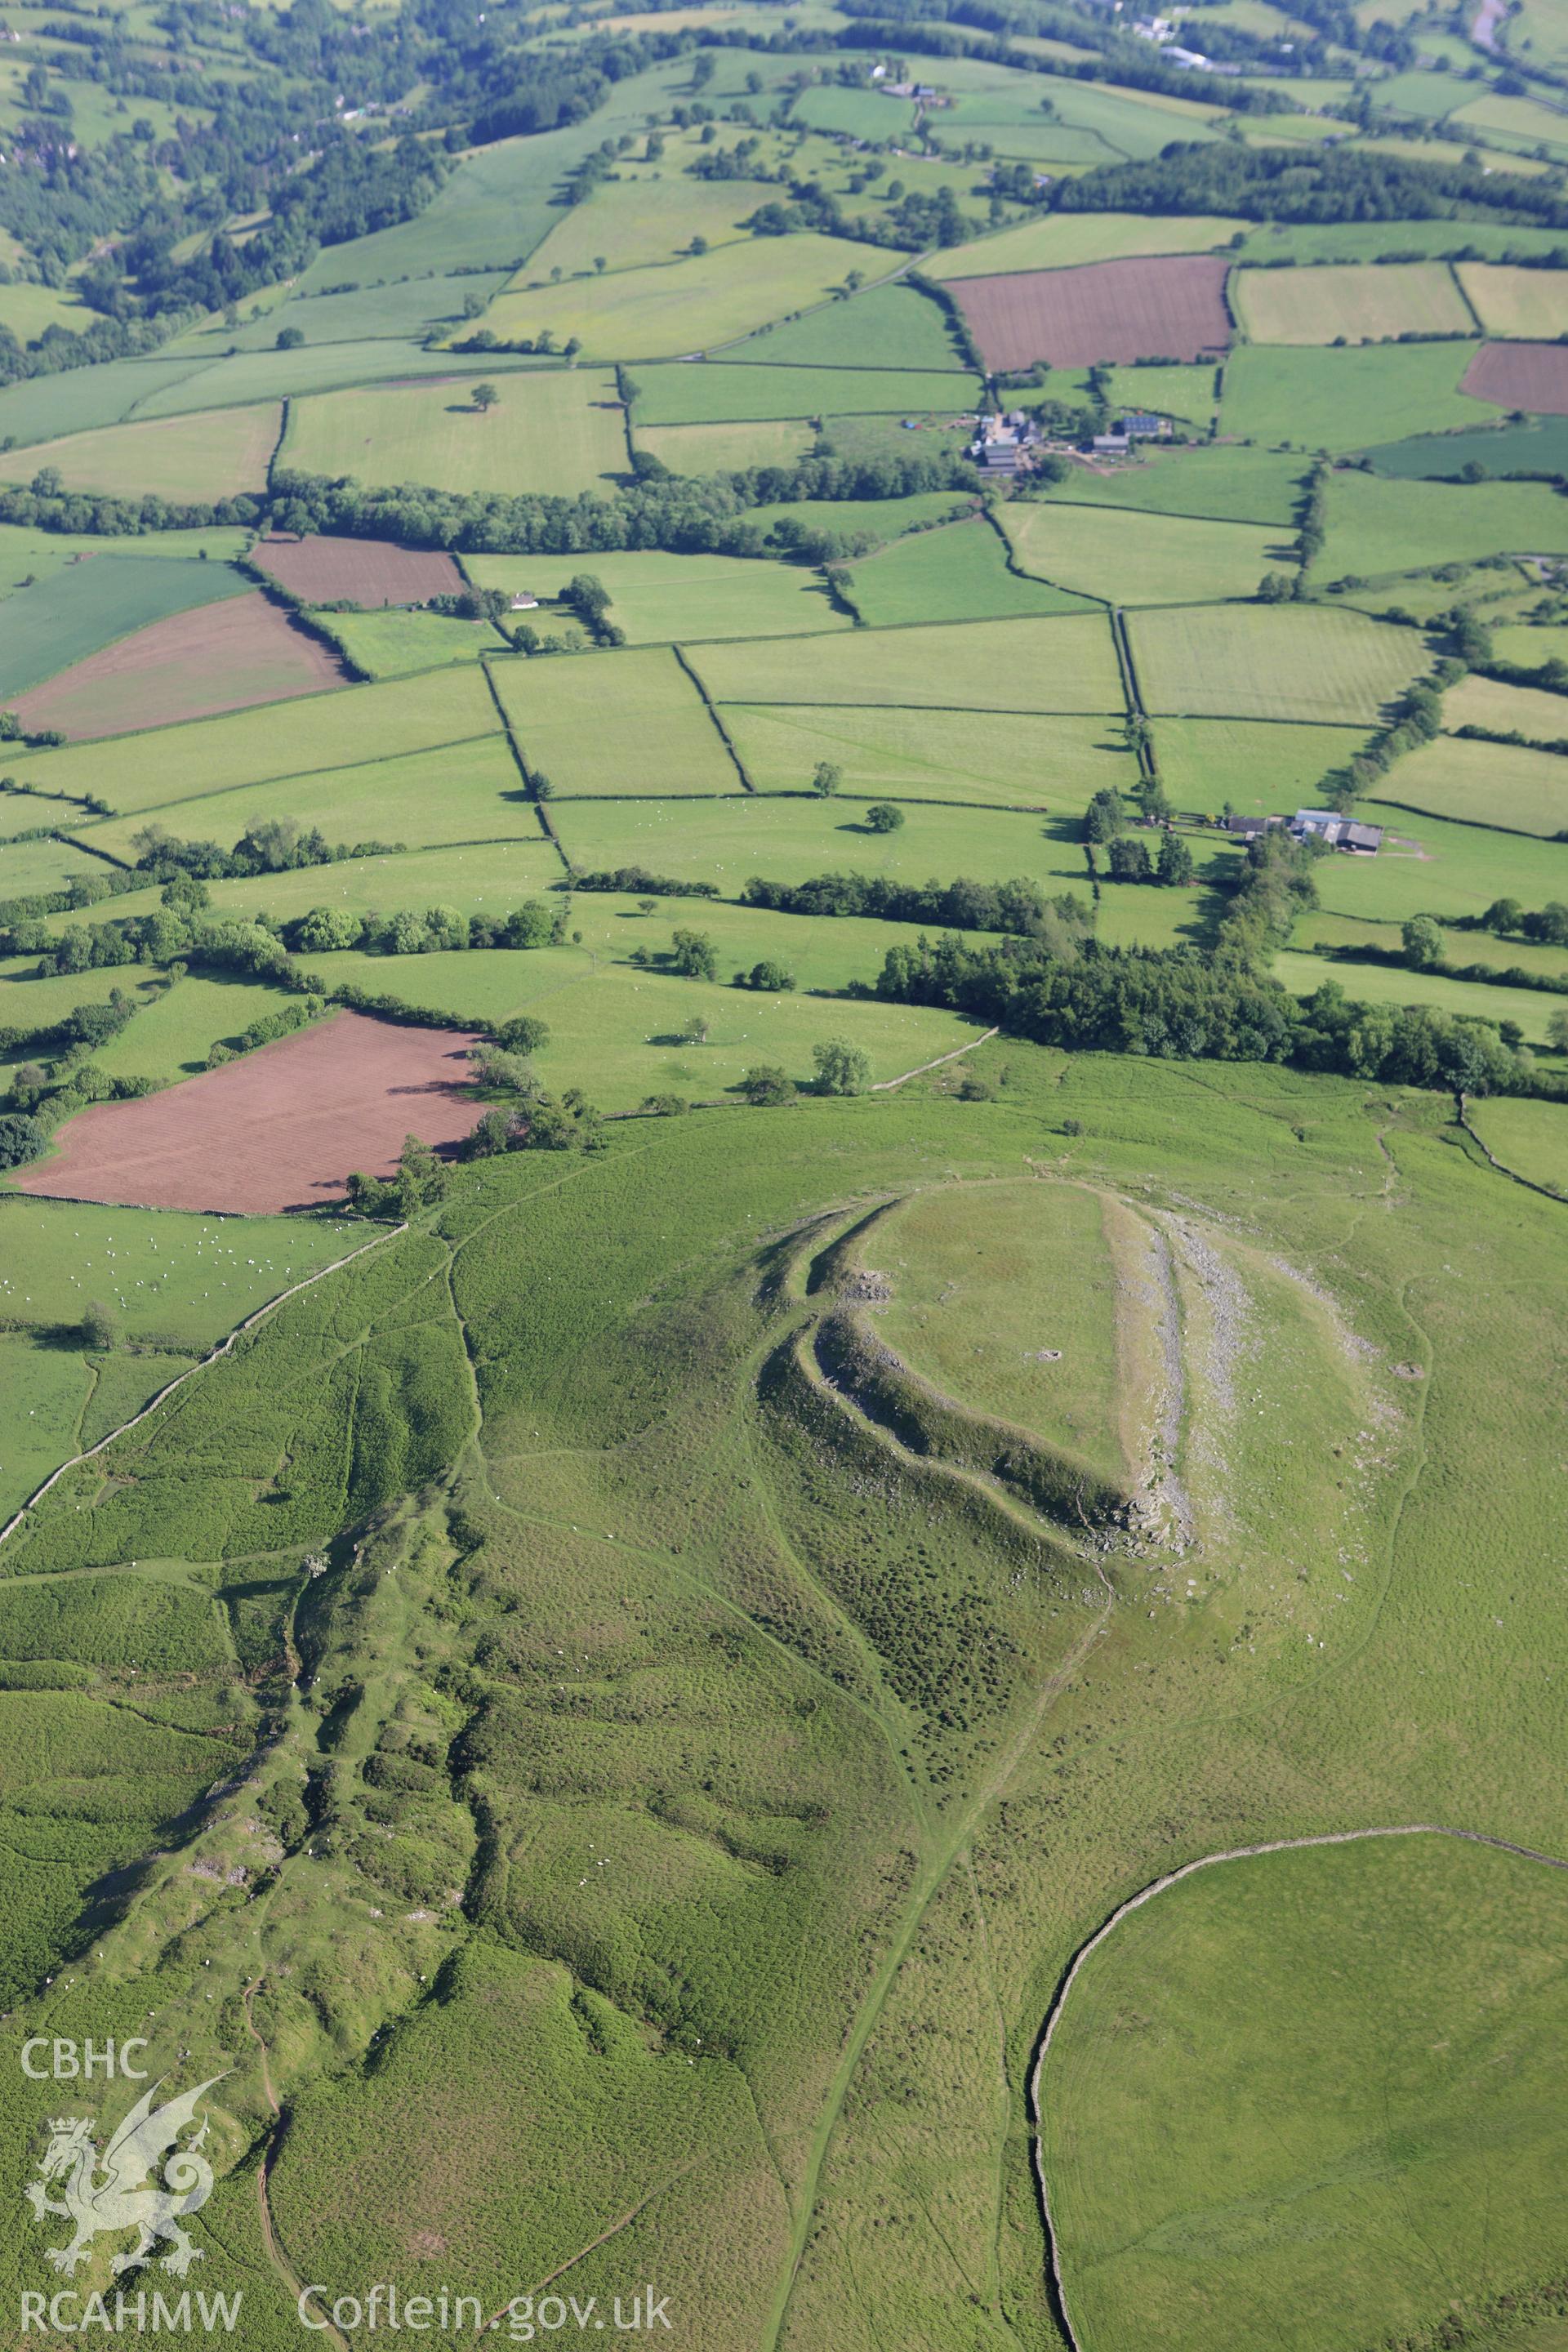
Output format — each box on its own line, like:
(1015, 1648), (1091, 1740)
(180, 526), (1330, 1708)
(947, 255), (1233, 371)
(1461, 340), (1568, 414)
(9, 592), (345, 741)
(251, 532), (466, 605)
(11, 1010), (483, 1214)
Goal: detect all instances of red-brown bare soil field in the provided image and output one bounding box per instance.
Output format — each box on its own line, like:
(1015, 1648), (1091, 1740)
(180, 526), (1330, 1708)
(10, 592), (346, 741)
(11, 1011), (483, 1214)
(250, 533), (466, 604)
(947, 254), (1233, 370)
(1461, 340), (1568, 414)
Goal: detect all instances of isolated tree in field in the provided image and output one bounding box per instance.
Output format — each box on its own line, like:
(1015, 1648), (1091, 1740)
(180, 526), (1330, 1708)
(1547, 1009), (1568, 1054)
(1402, 915), (1445, 970)
(670, 928), (719, 981)
(742, 1065), (795, 1106)
(1156, 831), (1194, 888)
(812, 761), (842, 797)
(683, 1012), (711, 1046)
(496, 1013), (550, 1054)
(80, 1300), (122, 1352)
(742, 959), (795, 991)
(594, 256), (607, 274)
(471, 381), (498, 414)
(813, 1037), (871, 1095)
(275, 326), (304, 350)
(865, 803), (904, 833)
(637, 897), (657, 918)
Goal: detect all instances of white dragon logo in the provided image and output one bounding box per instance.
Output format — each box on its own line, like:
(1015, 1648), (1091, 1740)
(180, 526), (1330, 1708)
(25, 2075), (225, 2279)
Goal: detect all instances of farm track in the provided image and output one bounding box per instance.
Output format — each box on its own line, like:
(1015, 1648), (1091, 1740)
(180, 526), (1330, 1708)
(1027, 1822), (1568, 2352)
(761, 1214), (1121, 2352)
(243, 1980), (352, 2352)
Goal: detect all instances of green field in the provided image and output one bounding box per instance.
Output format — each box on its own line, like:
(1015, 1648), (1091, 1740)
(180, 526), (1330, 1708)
(1050, 445), (1305, 524)
(466, 549), (853, 641)
(1466, 1094), (1568, 1189)
(120, 341), (541, 423)
(56, 836), (566, 942)
(635, 417), (817, 474)
(0, 404), (279, 501)
(1297, 908), (1568, 984)
(301, 941), (983, 1107)
(632, 362), (983, 425)
(719, 703), (1137, 808)
(516, 173), (771, 280)
(84, 970), (299, 1085)
(1236, 218), (1568, 264)
(550, 789), (1092, 895)
(1312, 801), (1568, 923)
(0, 355), (211, 447)
(1153, 717), (1372, 815)
(1443, 670), (1568, 742)
(0, 836), (129, 899)
(929, 212), (1243, 279)
(742, 491), (973, 550)
(870, 1179), (1129, 1486)
(0, 1192), (358, 1520)
(282, 368), (628, 495)
(7, 666), (500, 818)
(0, 523), (252, 599)
(1316, 473), (1568, 580)
(1127, 604), (1428, 721)
(845, 517), (1098, 626)
(0, 555), (251, 700)
(80, 736), (541, 863)
(167, 272), (514, 354)
(1004, 501), (1288, 606)
(472, 233), (896, 360)
(315, 608), (510, 677)
(1232, 260), (1473, 343)
(1219, 341), (1498, 449)
(1361, 417), (1568, 479)
(788, 82), (919, 139)
(1489, 621), (1568, 669)
(691, 613), (1125, 711)
(489, 645), (742, 796)
(1370, 732), (1568, 837)
(1100, 363), (1222, 430)
(1043, 1835), (1568, 2352)
(1272, 948), (1566, 1043)
(728, 280), (969, 372)
(1458, 261), (1568, 339)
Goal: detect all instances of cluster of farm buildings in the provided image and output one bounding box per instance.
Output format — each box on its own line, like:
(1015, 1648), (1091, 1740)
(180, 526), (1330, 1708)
(969, 409), (1174, 473)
